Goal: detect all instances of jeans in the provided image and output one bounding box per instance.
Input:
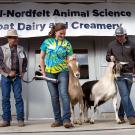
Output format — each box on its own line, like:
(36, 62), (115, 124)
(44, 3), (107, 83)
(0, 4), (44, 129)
(46, 71), (71, 123)
(1, 75), (24, 122)
(116, 74), (135, 118)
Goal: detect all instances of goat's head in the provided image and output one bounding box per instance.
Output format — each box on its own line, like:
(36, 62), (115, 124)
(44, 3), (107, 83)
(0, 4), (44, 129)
(113, 61), (129, 78)
(68, 54), (80, 78)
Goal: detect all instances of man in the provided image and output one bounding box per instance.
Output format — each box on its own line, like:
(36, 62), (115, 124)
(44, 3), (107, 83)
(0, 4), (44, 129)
(106, 26), (135, 125)
(0, 29), (27, 127)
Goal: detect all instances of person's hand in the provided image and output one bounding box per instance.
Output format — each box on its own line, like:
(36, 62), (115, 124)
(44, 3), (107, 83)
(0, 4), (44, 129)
(8, 71), (16, 77)
(110, 56), (115, 62)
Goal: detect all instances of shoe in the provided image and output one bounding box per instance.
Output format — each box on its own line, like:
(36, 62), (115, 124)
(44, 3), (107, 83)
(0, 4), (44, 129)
(0, 121), (10, 127)
(51, 121), (63, 127)
(128, 117), (135, 125)
(119, 116), (126, 124)
(63, 121), (73, 128)
(18, 120), (25, 127)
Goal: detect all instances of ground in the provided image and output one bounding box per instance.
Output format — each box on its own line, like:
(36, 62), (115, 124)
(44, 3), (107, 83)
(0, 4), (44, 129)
(0, 119), (135, 135)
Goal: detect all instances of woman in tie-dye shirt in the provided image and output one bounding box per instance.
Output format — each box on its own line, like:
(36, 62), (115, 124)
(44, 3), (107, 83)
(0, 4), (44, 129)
(40, 23), (73, 128)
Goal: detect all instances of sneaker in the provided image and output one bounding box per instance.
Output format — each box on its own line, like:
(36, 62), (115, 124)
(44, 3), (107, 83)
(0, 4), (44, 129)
(51, 121), (63, 127)
(18, 120), (25, 127)
(119, 116), (126, 124)
(128, 116), (135, 125)
(63, 121), (73, 128)
(0, 121), (10, 127)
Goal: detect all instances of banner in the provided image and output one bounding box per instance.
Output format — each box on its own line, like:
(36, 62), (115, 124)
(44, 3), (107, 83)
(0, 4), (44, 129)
(0, 3), (135, 37)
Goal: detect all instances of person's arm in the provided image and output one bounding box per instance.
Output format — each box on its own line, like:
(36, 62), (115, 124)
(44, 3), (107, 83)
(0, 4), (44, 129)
(40, 50), (46, 76)
(22, 51), (28, 73)
(0, 47), (11, 76)
(40, 39), (47, 76)
(66, 41), (73, 60)
(131, 42), (135, 74)
(20, 50), (28, 78)
(106, 43), (115, 62)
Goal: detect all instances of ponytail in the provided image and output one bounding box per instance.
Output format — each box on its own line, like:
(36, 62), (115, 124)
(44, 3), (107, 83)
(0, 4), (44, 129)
(48, 24), (56, 37)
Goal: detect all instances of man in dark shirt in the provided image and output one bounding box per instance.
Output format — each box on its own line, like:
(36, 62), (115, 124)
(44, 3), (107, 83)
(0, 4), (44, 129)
(106, 26), (135, 125)
(0, 29), (27, 127)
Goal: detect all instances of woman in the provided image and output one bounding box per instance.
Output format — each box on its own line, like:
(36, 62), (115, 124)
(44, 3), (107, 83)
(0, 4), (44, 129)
(40, 23), (73, 128)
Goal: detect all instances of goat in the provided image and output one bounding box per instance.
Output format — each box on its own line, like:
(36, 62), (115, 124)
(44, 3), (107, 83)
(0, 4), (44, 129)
(68, 55), (84, 125)
(82, 61), (125, 124)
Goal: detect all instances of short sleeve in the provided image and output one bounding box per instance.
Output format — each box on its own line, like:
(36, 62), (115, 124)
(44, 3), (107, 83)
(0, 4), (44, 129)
(66, 41), (73, 56)
(40, 40), (47, 52)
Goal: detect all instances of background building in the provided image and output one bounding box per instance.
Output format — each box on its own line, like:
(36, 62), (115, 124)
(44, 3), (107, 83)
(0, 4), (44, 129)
(0, 0), (135, 120)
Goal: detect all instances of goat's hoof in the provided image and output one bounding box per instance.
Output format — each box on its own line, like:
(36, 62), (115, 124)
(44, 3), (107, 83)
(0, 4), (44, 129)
(74, 120), (82, 125)
(84, 119), (90, 123)
(90, 119), (95, 124)
(116, 118), (124, 124)
(73, 120), (78, 124)
(117, 120), (125, 124)
(77, 121), (82, 125)
(117, 121), (122, 124)
(90, 121), (95, 124)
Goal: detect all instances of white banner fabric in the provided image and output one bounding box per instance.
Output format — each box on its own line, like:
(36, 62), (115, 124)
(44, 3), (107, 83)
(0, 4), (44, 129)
(0, 3), (135, 37)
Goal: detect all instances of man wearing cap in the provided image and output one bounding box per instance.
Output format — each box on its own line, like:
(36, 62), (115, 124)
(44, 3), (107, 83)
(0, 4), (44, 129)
(106, 26), (135, 125)
(0, 29), (27, 127)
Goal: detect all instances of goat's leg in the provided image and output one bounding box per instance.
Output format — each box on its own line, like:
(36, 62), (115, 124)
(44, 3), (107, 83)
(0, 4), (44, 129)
(71, 104), (79, 124)
(89, 106), (96, 124)
(77, 98), (84, 125)
(112, 95), (121, 123)
(84, 101), (90, 123)
(90, 99), (99, 124)
(73, 99), (84, 125)
(70, 103), (76, 125)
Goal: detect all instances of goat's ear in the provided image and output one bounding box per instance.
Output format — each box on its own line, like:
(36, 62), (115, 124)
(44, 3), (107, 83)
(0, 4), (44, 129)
(68, 54), (76, 61)
(73, 54), (77, 58)
(67, 56), (73, 61)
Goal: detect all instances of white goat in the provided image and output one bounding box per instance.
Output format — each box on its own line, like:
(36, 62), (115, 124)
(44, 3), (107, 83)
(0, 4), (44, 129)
(85, 62), (122, 124)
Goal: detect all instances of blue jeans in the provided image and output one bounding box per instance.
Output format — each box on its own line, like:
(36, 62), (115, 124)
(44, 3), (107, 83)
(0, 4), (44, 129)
(46, 71), (71, 123)
(116, 74), (135, 118)
(1, 75), (24, 122)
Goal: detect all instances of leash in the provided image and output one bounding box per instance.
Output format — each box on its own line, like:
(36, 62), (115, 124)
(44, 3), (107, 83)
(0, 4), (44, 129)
(21, 75), (58, 84)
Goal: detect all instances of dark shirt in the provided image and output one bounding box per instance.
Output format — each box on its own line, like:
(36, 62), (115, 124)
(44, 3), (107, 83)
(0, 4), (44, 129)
(106, 39), (135, 73)
(10, 46), (19, 74)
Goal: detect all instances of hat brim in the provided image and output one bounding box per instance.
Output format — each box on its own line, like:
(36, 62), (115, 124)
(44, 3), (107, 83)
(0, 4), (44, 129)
(5, 35), (19, 38)
(114, 34), (125, 36)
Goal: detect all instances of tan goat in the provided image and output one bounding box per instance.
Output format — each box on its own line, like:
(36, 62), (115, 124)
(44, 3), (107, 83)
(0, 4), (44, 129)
(68, 55), (84, 125)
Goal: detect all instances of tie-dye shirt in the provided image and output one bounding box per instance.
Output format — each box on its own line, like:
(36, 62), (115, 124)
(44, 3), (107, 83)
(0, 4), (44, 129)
(40, 38), (73, 73)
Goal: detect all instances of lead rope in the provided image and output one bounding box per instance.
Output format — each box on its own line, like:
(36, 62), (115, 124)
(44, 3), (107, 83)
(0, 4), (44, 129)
(20, 75), (58, 84)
